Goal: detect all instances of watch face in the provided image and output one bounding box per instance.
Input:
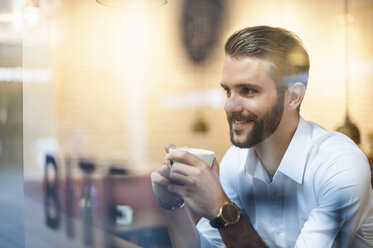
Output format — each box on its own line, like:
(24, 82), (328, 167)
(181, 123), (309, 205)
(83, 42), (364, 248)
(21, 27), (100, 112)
(221, 203), (240, 223)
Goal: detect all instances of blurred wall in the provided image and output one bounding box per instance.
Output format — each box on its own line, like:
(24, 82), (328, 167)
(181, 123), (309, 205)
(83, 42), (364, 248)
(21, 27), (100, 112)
(23, 0), (373, 178)
(0, 1), (25, 246)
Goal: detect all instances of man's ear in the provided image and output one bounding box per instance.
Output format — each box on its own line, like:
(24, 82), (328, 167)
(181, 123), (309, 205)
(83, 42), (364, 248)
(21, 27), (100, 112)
(286, 82), (305, 111)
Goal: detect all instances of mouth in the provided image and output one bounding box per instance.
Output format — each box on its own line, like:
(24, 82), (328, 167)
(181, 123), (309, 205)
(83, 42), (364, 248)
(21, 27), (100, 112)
(232, 120), (253, 129)
(228, 113), (257, 131)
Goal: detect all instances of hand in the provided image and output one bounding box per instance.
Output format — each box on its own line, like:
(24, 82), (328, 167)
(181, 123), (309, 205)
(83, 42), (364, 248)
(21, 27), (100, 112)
(150, 144), (183, 207)
(166, 150), (229, 220)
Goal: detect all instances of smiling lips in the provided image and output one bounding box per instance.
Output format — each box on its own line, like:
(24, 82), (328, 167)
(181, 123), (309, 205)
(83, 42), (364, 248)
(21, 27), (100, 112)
(228, 113), (257, 131)
(232, 120), (253, 129)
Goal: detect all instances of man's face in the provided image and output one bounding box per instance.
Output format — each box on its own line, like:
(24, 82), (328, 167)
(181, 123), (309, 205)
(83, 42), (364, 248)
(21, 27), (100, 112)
(221, 56), (284, 148)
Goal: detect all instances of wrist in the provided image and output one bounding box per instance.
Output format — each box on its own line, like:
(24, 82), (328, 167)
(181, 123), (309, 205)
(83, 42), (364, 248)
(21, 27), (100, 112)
(158, 198), (185, 210)
(210, 201), (241, 229)
(208, 195), (231, 219)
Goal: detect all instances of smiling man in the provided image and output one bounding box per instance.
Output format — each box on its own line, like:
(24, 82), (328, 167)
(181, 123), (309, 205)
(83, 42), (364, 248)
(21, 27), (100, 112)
(222, 56), (285, 149)
(151, 26), (373, 248)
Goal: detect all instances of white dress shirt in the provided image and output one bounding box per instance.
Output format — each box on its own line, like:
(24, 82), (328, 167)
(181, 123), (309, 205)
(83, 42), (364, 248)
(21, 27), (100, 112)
(197, 117), (373, 248)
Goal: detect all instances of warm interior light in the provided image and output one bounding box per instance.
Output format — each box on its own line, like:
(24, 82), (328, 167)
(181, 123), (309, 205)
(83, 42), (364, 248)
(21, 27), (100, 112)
(96, 0), (167, 8)
(23, 6), (40, 26)
(0, 13), (15, 23)
(23, 0), (40, 26)
(336, 0), (360, 144)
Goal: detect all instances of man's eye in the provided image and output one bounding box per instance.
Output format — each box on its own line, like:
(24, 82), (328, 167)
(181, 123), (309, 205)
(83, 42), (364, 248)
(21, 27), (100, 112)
(224, 88), (231, 97)
(242, 88), (256, 95)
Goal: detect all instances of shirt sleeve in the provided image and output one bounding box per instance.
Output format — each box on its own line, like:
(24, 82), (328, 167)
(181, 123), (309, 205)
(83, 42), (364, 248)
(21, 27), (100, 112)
(219, 146), (244, 209)
(196, 146), (243, 248)
(197, 218), (225, 248)
(295, 152), (372, 248)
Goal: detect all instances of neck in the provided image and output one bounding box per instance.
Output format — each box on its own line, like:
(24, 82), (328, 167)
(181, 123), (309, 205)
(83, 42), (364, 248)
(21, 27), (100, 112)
(253, 114), (299, 180)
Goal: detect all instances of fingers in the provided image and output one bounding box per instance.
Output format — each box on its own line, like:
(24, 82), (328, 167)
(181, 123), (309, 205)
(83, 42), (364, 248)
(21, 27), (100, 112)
(170, 162), (198, 176)
(151, 170), (171, 186)
(211, 157), (220, 177)
(161, 157), (172, 168)
(167, 183), (184, 196)
(166, 151), (208, 168)
(169, 171), (190, 186)
(165, 143), (176, 153)
(158, 163), (170, 176)
(169, 162), (203, 183)
(168, 162), (208, 190)
(151, 164), (171, 186)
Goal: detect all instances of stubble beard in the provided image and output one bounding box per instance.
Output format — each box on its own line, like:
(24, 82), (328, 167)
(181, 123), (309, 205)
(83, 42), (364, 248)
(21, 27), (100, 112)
(228, 93), (284, 148)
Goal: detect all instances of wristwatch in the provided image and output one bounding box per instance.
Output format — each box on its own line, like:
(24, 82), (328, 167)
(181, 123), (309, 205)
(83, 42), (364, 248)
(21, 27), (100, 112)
(158, 198), (185, 210)
(210, 201), (241, 229)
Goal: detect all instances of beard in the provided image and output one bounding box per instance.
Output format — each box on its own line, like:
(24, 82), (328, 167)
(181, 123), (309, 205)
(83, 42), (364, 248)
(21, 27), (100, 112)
(227, 93), (284, 148)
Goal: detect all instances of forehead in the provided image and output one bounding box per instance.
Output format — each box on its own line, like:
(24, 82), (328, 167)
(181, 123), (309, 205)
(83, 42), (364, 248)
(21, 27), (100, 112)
(221, 56), (276, 89)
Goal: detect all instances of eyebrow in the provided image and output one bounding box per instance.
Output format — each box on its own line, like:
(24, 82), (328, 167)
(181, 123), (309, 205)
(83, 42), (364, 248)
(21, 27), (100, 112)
(220, 82), (262, 91)
(220, 83), (228, 89)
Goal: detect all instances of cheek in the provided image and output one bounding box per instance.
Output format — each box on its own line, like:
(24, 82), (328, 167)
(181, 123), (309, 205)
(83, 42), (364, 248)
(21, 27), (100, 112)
(246, 96), (277, 115)
(264, 92), (279, 105)
(242, 100), (264, 114)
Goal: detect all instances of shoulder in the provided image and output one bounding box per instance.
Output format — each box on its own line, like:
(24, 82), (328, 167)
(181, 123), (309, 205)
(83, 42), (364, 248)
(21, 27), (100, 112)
(308, 121), (362, 156)
(307, 121), (367, 167)
(304, 122), (370, 193)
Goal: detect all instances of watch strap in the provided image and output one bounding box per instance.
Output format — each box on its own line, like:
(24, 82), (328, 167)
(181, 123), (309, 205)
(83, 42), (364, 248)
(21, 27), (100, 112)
(209, 216), (226, 229)
(158, 198), (185, 210)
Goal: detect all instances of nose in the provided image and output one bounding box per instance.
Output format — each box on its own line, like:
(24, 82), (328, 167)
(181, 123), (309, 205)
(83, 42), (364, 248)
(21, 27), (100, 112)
(224, 94), (244, 114)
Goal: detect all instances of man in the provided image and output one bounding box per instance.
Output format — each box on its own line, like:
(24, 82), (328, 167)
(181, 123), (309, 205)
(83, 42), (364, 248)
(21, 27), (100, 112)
(151, 26), (373, 247)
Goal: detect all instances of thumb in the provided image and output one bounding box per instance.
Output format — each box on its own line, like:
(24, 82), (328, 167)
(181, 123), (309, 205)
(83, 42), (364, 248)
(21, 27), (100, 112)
(165, 143), (176, 153)
(211, 157), (220, 177)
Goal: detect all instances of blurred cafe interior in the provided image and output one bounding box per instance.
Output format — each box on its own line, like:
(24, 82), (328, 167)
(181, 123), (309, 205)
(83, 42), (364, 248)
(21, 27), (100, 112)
(1, 0), (373, 247)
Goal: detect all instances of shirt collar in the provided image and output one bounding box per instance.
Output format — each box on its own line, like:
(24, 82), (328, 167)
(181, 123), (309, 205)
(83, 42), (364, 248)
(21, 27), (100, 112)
(245, 148), (259, 176)
(244, 116), (312, 184)
(244, 145), (269, 182)
(277, 116), (312, 184)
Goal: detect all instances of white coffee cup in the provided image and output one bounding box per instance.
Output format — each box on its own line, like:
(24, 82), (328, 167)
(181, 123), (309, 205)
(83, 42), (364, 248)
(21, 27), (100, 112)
(169, 147), (215, 167)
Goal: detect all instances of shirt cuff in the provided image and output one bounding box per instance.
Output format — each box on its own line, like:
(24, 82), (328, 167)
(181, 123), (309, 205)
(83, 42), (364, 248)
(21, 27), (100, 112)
(199, 231), (217, 248)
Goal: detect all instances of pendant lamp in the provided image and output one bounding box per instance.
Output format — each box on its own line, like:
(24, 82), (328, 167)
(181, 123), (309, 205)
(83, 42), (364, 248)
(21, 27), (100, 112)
(336, 0), (360, 144)
(96, 0), (167, 8)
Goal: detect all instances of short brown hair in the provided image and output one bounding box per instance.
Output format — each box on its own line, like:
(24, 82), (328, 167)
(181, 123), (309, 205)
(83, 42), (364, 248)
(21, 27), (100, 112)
(225, 26), (310, 91)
